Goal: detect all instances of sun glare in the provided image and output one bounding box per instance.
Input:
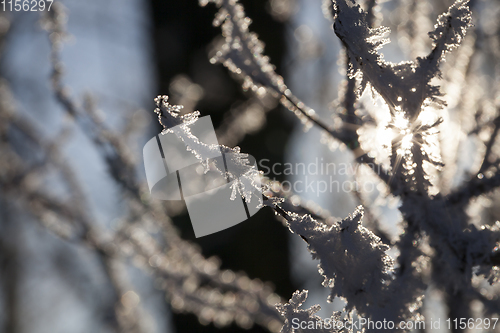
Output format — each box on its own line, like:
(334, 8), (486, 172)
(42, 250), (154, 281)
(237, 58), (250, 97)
(417, 107), (438, 126)
(400, 133), (413, 150)
(393, 111), (409, 131)
(388, 111), (414, 155)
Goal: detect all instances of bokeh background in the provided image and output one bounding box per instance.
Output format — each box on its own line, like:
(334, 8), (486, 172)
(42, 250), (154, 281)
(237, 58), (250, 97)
(0, 1), (297, 332)
(2, 0), (500, 332)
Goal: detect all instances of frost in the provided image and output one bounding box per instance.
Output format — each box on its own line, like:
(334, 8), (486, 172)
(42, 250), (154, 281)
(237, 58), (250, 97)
(154, 95), (261, 202)
(328, 0), (472, 194)
(276, 290), (343, 333)
(6, 0), (500, 331)
(263, 200), (426, 330)
(285, 208), (394, 311)
(428, 0), (472, 53)
(200, 0), (321, 130)
(330, 0), (472, 119)
(189, 0), (500, 331)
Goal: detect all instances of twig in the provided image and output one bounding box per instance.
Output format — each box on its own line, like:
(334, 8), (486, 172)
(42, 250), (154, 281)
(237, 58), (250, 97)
(478, 113), (500, 174)
(447, 171), (500, 204)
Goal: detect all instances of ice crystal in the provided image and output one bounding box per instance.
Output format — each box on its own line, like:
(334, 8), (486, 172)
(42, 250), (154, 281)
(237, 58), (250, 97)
(276, 290), (343, 333)
(154, 95), (261, 202)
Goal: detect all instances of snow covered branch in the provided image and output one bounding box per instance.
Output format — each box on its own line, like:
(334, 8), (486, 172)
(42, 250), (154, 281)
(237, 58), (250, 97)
(200, 0), (397, 193)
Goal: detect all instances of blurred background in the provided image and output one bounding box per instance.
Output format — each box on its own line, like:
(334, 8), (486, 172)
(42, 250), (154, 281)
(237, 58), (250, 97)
(1, 0), (500, 332)
(0, 1), (296, 332)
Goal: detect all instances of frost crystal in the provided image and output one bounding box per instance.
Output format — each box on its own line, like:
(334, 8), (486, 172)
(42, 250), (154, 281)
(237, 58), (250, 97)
(330, 0), (472, 119)
(286, 208), (392, 303)
(154, 95), (261, 202)
(276, 290), (343, 333)
(200, 0), (319, 129)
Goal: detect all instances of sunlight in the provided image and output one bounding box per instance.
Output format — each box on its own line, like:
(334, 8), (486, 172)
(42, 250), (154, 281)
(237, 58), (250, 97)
(381, 111), (414, 156)
(400, 132), (414, 151)
(393, 111), (409, 131)
(417, 107), (439, 126)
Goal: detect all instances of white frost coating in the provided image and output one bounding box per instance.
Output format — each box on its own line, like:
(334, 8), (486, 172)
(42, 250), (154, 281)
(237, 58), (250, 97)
(276, 290), (343, 333)
(269, 203), (427, 332)
(154, 95), (261, 203)
(199, 0), (319, 129)
(194, 0), (500, 331)
(328, 0), (472, 195)
(331, 0), (472, 120)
